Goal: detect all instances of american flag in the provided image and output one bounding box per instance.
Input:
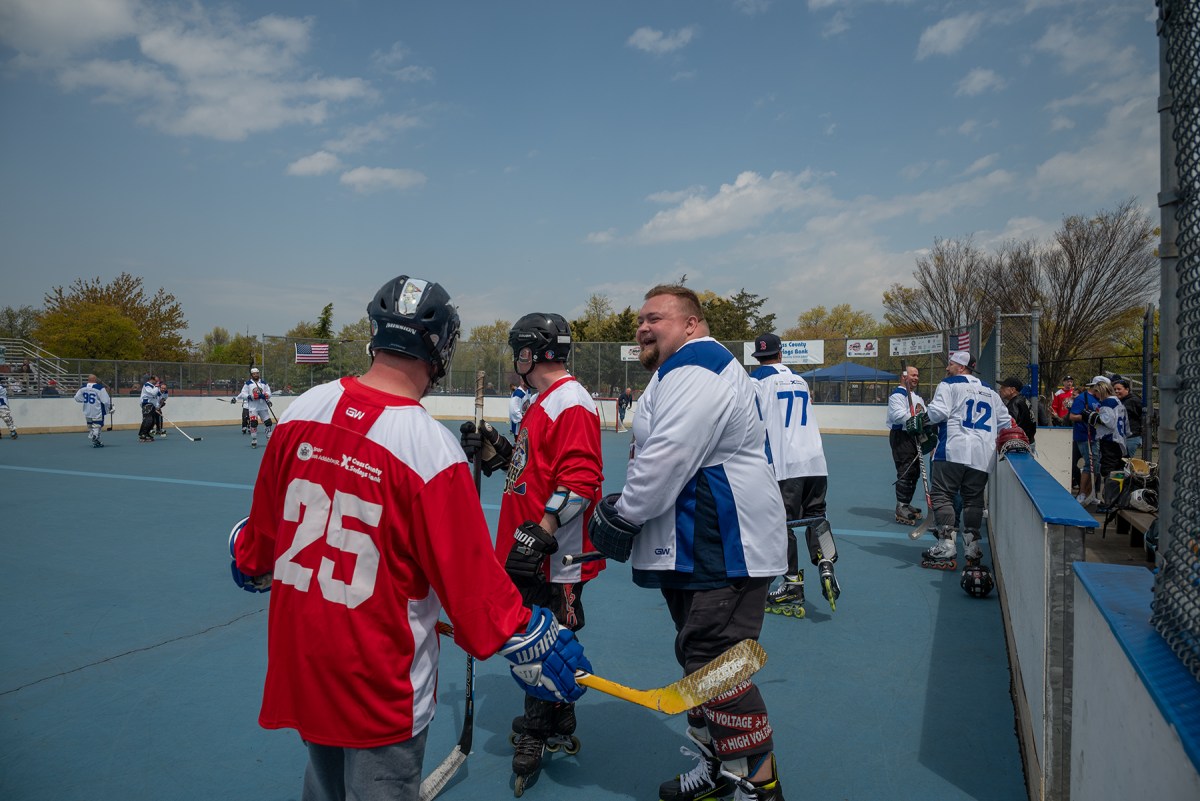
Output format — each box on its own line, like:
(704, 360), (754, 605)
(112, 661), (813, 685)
(295, 343), (330, 364)
(952, 330), (971, 352)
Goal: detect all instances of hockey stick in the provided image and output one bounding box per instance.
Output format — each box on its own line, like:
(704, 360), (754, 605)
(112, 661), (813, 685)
(562, 550), (604, 566)
(418, 370), (485, 801)
(436, 622), (767, 716)
(107, 406), (114, 432)
(162, 414), (202, 442)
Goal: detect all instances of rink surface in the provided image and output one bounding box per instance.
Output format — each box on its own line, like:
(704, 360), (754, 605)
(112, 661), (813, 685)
(0, 423), (1025, 801)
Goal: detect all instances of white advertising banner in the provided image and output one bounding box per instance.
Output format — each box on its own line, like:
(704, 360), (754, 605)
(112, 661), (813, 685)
(619, 345), (641, 362)
(890, 334), (942, 357)
(742, 340), (824, 366)
(845, 339), (879, 358)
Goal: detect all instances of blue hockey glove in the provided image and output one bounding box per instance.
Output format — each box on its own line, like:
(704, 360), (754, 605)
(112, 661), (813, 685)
(587, 493), (642, 563)
(228, 517), (271, 593)
(499, 605), (590, 703)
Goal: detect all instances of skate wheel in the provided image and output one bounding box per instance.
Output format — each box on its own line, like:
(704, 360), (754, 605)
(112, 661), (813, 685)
(514, 775), (529, 797)
(563, 735), (581, 755)
(509, 732), (519, 747)
(795, 606), (806, 619)
(545, 740), (560, 753)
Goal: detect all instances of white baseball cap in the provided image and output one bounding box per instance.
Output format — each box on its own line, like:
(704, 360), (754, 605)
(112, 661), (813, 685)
(949, 351), (972, 367)
(1086, 375), (1110, 387)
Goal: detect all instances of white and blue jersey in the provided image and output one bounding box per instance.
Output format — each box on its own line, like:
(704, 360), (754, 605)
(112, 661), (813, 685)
(886, 386), (925, 430)
(139, 381), (161, 408)
(925, 374), (1012, 473)
(508, 386), (528, 435)
(751, 363), (827, 479)
(1096, 396), (1128, 452)
(0, 383), (7, 407)
(616, 337), (786, 588)
(74, 382), (112, 422)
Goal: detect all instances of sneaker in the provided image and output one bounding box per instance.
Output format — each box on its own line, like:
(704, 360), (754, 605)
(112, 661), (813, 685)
(659, 730), (733, 801)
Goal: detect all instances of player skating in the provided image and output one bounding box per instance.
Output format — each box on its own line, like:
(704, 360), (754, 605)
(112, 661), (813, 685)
(0, 379), (19, 439)
(228, 275), (590, 801)
(887, 365), (926, 525)
(588, 285), (787, 801)
(73, 374), (112, 447)
(751, 333), (841, 617)
(461, 312), (604, 796)
(231, 367), (273, 448)
(910, 352), (1012, 573)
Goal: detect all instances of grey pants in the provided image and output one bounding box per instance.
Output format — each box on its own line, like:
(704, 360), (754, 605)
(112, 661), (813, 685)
(930, 460), (988, 534)
(302, 728), (428, 801)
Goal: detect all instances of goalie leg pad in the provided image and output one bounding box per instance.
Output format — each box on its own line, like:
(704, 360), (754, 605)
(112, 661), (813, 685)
(545, 487), (591, 528)
(805, 519), (838, 565)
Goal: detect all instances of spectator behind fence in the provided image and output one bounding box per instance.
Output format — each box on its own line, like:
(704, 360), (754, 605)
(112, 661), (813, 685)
(1050, 375), (1077, 426)
(1112, 378), (1144, 458)
(1068, 377), (1105, 507)
(998, 377), (1036, 448)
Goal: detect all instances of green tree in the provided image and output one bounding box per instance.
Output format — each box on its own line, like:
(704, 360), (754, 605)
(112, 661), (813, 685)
(0, 305), (39, 340)
(698, 288), (776, 341)
(34, 302), (143, 359)
(462, 319), (513, 387)
(315, 303), (335, 340)
(336, 317), (372, 377)
(42, 273), (189, 360)
(784, 304), (879, 340)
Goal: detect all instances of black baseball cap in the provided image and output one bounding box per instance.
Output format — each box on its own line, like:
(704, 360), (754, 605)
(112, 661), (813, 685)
(753, 333), (781, 359)
(1000, 377), (1024, 390)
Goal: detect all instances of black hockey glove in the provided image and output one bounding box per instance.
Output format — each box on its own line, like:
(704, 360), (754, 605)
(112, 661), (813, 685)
(461, 421), (513, 476)
(505, 521), (559, 584)
(588, 493), (642, 563)
(1086, 409), (1101, 428)
(919, 425), (939, 455)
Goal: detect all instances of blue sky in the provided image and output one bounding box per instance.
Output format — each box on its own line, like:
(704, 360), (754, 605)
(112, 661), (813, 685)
(0, 0), (1157, 342)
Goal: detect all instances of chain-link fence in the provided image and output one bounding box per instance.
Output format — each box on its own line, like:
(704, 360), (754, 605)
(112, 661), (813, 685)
(1152, 0), (1200, 684)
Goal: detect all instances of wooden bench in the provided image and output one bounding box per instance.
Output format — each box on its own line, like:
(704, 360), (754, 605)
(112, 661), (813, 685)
(1113, 509), (1157, 557)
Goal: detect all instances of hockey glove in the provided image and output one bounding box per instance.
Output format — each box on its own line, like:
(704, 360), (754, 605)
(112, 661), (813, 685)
(499, 605), (590, 703)
(459, 421), (481, 460)
(505, 521), (558, 584)
(230, 398), (238, 404)
(588, 493), (642, 563)
(919, 425), (939, 455)
(459, 421), (513, 476)
(228, 517), (272, 593)
(1086, 409), (1102, 428)
(904, 411), (929, 437)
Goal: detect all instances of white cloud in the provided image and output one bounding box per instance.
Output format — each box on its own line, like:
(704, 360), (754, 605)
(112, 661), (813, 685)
(627, 26), (697, 55)
(636, 170), (832, 243)
(956, 68), (1006, 97)
(585, 229), (617, 244)
(1034, 21), (1136, 76)
(916, 13), (985, 60)
(324, 113), (424, 153)
(1050, 115), (1075, 132)
(339, 167), (427, 193)
(10, 4), (373, 141)
(963, 153), (1000, 175)
(286, 151), (342, 176)
(733, 0), (772, 14)
(0, 0), (139, 59)
(646, 186), (706, 204)
(822, 11), (851, 39)
(371, 41), (435, 82)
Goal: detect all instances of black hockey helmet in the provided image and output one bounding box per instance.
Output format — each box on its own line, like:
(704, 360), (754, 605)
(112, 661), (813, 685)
(367, 276), (460, 382)
(961, 563), (995, 598)
(509, 313), (572, 364)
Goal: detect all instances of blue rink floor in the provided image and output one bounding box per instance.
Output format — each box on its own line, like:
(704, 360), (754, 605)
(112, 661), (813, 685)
(0, 424), (1026, 801)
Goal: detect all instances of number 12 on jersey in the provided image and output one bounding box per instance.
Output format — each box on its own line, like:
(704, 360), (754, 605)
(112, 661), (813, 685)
(776, 389), (809, 427)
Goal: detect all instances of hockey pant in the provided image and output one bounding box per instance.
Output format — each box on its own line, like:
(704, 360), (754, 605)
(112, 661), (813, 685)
(241, 407), (250, 429)
(138, 403), (157, 437)
(889, 429), (920, 505)
(930, 461), (988, 538)
(0, 404), (13, 430)
(662, 579), (774, 762)
(519, 579), (586, 633)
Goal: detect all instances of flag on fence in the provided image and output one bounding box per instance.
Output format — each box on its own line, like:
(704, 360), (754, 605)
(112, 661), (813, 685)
(952, 329), (971, 352)
(295, 343), (330, 364)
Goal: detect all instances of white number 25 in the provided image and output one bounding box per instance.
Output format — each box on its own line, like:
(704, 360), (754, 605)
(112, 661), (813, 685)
(273, 478), (382, 609)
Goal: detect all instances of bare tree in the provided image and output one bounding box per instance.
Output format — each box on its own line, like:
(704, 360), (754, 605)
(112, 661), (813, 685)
(882, 235), (995, 333)
(1036, 198), (1159, 389)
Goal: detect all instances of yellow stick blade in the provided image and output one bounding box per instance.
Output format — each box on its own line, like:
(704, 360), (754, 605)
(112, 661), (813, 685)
(577, 639), (767, 715)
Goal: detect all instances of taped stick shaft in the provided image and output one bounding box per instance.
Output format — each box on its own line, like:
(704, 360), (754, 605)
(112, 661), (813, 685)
(561, 550), (604, 566)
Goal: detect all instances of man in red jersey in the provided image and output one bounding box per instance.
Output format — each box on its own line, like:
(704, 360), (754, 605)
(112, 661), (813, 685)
(230, 276), (590, 801)
(463, 312), (604, 785)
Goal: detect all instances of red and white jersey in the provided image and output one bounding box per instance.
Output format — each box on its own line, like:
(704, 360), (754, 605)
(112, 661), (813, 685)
(235, 377), (528, 749)
(496, 376), (605, 583)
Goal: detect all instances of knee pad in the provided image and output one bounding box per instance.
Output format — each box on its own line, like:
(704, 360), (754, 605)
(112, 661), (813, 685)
(249, 415), (259, 430)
